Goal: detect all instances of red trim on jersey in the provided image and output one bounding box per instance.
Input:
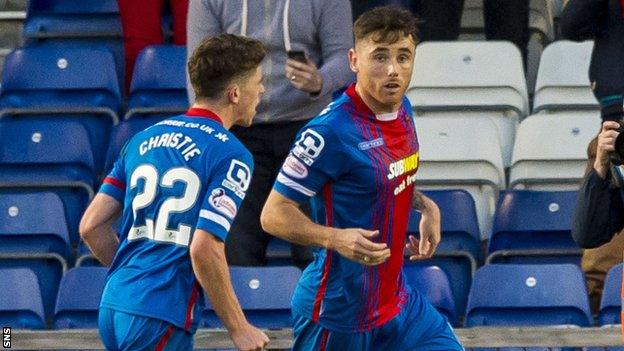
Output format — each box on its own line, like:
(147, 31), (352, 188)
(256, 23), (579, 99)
(103, 176), (125, 190)
(620, 0), (624, 18)
(319, 328), (330, 350)
(184, 282), (200, 331)
(185, 107), (223, 125)
(312, 184), (334, 322)
(345, 83), (375, 117)
(155, 325), (175, 351)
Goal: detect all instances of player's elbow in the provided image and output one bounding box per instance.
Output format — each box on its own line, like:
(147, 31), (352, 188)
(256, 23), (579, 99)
(260, 203), (278, 235)
(79, 214), (97, 242)
(190, 230), (224, 266)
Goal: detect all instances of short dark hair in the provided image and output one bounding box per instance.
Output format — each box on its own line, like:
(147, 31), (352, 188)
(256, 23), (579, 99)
(353, 6), (420, 45)
(188, 34), (267, 100)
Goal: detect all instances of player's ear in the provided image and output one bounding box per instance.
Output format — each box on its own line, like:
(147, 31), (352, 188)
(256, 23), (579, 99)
(227, 84), (240, 104)
(348, 48), (358, 74)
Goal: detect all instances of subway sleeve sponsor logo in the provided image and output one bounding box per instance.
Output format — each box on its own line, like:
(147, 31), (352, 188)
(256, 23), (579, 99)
(387, 152), (419, 180)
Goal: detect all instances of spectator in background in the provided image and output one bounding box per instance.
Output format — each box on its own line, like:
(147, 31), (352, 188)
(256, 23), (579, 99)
(561, 0), (624, 313)
(186, 0), (354, 267)
(118, 0), (189, 93)
(351, 0), (530, 61)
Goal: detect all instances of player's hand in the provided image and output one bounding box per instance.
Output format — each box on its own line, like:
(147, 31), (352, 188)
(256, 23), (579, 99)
(285, 58), (323, 94)
(329, 228), (391, 266)
(594, 121), (621, 179)
(406, 206), (441, 261)
(229, 323), (270, 351)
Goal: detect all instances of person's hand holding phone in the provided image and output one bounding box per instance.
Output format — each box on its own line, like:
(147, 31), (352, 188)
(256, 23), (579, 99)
(285, 50), (323, 95)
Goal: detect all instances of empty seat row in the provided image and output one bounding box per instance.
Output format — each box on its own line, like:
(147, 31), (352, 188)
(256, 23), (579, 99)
(5, 262), (619, 331)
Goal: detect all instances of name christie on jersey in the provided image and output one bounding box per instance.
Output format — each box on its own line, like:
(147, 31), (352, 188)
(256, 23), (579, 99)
(139, 132), (201, 161)
(387, 152), (419, 180)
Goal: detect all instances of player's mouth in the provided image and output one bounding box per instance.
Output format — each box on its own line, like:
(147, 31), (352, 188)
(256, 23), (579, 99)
(383, 82), (402, 92)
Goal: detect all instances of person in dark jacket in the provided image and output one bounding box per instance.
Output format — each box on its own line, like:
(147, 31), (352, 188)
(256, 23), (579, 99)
(562, 0), (624, 313)
(561, 0), (624, 120)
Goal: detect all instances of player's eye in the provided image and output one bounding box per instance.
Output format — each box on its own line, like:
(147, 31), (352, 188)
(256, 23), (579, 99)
(374, 54), (388, 62)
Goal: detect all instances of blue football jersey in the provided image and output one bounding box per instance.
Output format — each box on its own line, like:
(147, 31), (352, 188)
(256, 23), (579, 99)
(98, 108), (253, 332)
(274, 84), (421, 332)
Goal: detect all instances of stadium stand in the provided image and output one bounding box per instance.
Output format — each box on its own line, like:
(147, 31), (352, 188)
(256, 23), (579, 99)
(533, 40), (597, 113)
(466, 264), (592, 327)
(0, 119), (96, 245)
(53, 267), (107, 329)
(0, 267), (46, 329)
(125, 45), (189, 121)
(509, 112), (600, 190)
(408, 41), (528, 167)
(414, 115), (504, 240)
(0, 46), (121, 173)
(598, 263), (622, 327)
(407, 189), (480, 321)
(202, 266), (301, 329)
(0, 192), (70, 261)
(403, 265), (457, 326)
(487, 190), (581, 265)
(23, 0), (123, 87)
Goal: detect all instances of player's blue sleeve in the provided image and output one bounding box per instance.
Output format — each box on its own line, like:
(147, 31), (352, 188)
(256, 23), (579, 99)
(196, 147), (254, 241)
(403, 97), (414, 118)
(273, 123), (347, 203)
(99, 152), (127, 203)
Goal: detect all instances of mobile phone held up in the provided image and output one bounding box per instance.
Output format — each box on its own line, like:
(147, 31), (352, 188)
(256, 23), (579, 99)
(287, 50), (307, 63)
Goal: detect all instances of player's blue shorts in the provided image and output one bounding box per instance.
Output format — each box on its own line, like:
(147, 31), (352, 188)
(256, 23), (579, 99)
(98, 307), (193, 351)
(292, 291), (464, 351)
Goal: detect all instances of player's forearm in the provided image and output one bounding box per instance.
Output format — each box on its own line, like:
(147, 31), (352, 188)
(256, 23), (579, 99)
(80, 223), (119, 266)
(190, 239), (248, 332)
(413, 190), (439, 217)
(261, 193), (336, 249)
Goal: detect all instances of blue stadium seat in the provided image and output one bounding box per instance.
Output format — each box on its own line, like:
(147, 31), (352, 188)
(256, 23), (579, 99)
(487, 190), (581, 265)
(54, 267), (108, 328)
(75, 242), (101, 267)
(407, 189), (479, 320)
(126, 45), (189, 120)
(266, 237), (295, 266)
(0, 46), (121, 171)
(598, 263), (622, 326)
(403, 265), (457, 326)
(465, 264), (591, 327)
(203, 266), (301, 329)
(0, 268), (46, 329)
(23, 0), (124, 86)
(408, 189), (480, 259)
(0, 119), (96, 245)
(0, 192), (70, 260)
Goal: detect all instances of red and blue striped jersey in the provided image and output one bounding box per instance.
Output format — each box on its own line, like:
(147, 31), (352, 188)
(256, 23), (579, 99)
(98, 108), (253, 333)
(273, 84), (420, 332)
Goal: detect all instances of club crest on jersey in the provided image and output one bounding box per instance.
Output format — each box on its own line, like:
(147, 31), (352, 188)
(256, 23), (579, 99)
(282, 154), (309, 179)
(293, 129), (325, 166)
(222, 159), (251, 199)
(358, 138), (384, 151)
(209, 188), (237, 219)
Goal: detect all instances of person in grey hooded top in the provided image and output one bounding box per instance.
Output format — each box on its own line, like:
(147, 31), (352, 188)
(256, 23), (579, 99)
(186, 0), (354, 266)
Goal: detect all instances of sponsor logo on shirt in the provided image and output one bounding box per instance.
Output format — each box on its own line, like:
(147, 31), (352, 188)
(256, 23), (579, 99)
(358, 138), (385, 151)
(387, 152), (419, 180)
(293, 129), (325, 166)
(282, 154), (309, 179)
(208, 188), (237, 219)
(222, 159), (251, 199)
